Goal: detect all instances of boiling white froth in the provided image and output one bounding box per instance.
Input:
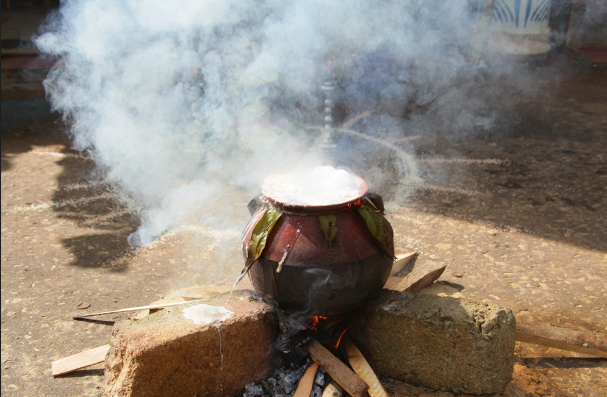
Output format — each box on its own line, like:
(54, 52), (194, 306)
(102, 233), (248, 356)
(262, 166), (366, 206)
(182, 304), (233, 325)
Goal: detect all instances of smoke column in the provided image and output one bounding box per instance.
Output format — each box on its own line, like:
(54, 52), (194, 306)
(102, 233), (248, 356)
(36, 0), (536, 248)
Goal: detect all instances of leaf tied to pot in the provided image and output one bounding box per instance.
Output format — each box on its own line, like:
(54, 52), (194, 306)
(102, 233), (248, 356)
(356, 205), (393, 258)
(246, 206), (283, 264)
(318, 214), (338, 245)
(236, 206), (283, 286)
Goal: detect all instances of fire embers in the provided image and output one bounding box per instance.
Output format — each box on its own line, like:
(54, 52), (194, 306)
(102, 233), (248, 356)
(274, 311), (349, 354)
(242, 310), (387, 397)
(242, 312), (349, 397)
(242, 361), (328, 397)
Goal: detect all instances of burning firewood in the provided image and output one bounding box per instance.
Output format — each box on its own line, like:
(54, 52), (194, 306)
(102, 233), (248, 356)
(307, 340), (368, 397)
(293, 362), (319, 397)
(343, 337), (389, 397)
(321, 379), (343, 397)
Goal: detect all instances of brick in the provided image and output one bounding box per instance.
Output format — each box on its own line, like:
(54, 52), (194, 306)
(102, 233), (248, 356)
(105, 290), (279, 397)
(350, 290), (516, 394)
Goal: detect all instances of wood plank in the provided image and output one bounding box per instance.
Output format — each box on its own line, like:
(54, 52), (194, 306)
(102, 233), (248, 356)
(516, 315), (607, 358)
(394, 261), (446, 293)
(344, 337), (389, 397)
(51, 345), (110, 377)
(293, 362), (319, 397)
(390, 252), (417, 276)
(307, 340), (368, 397)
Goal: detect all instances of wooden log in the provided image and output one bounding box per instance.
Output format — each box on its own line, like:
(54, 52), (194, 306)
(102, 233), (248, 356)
(293, 362), (319, 397)
(307, 340), (368, 397)
(51, 345), (110, 377)
(394, 261), (446, 293)
(322, 380), (343, 397)
(390, 252), (417, 276)
(343, 337), (389, 397)
(516, 315), (607, 358)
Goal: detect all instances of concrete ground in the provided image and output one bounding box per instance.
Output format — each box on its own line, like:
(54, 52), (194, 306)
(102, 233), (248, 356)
(1, 3), (606, 397)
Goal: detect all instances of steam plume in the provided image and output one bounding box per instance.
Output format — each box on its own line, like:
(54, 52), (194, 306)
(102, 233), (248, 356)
(36, 0), (536, 248)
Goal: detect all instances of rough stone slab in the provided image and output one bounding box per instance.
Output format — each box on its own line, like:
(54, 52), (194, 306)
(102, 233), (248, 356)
(105, 290), (279, 397)
(350, 290), (516, 395)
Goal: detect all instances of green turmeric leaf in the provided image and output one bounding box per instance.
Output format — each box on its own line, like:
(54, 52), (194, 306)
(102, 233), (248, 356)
(357, 206), (388, 249)
(318, 214), (338, 244)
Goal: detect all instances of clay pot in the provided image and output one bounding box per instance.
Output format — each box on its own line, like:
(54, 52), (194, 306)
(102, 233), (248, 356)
(247, 177), (394, 316)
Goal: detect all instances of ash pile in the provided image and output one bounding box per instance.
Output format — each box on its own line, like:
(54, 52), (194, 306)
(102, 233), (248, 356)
(243, 359), (329, 397)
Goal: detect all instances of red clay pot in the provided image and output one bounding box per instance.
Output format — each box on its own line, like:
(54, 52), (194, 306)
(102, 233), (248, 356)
(248, 178), (394, 316)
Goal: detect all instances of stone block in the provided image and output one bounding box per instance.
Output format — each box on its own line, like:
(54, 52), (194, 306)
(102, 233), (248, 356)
(350, 290), (516, 394)
(105, 290), (279, 397)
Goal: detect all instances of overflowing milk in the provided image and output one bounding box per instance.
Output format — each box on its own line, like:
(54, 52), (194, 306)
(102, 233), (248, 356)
(262, 166), (366, 206)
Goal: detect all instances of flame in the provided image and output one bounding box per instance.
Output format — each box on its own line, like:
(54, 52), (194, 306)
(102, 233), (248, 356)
(307, 316), (329, 331)
(306, 315), (349, 331)
(333, 327), (349, 351)
(304, 315), (350, 351)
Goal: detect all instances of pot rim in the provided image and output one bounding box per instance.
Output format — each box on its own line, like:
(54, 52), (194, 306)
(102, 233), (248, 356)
(263, 172), (369, 215)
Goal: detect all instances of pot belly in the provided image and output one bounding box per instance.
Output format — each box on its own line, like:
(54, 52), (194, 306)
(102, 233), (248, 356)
(250, 252), (392, 315)
(247, 206), (394, 315)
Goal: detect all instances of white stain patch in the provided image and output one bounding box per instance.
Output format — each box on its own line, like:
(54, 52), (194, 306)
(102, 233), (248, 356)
(182, 304), (233, 325)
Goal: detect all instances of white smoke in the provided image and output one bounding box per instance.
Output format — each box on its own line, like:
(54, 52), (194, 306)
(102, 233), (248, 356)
(35, 0), (534, 248)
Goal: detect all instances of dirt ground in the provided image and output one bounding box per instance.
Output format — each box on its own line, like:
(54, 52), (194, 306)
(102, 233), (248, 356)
(2, 50), (606, 397)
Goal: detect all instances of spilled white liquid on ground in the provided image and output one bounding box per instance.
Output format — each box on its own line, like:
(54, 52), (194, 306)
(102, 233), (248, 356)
(262, 166), (366, 206)
(182, 304), (233, 324)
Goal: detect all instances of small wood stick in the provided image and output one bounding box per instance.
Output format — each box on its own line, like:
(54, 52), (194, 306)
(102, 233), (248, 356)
(293, 362), (319, 397)
(516, 332), (607, 358)
(343, 337), (389, 397)
(307, 340), (368, 397)
(181, 296), (204, 301)
(516, 315), (607, 358)
(72, 299), (204, 319)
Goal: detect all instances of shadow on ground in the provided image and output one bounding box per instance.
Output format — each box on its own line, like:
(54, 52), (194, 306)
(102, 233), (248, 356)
(1, 115), (61, 171)
(1, 118), (138, 271)
(51, 148), (139, 270)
